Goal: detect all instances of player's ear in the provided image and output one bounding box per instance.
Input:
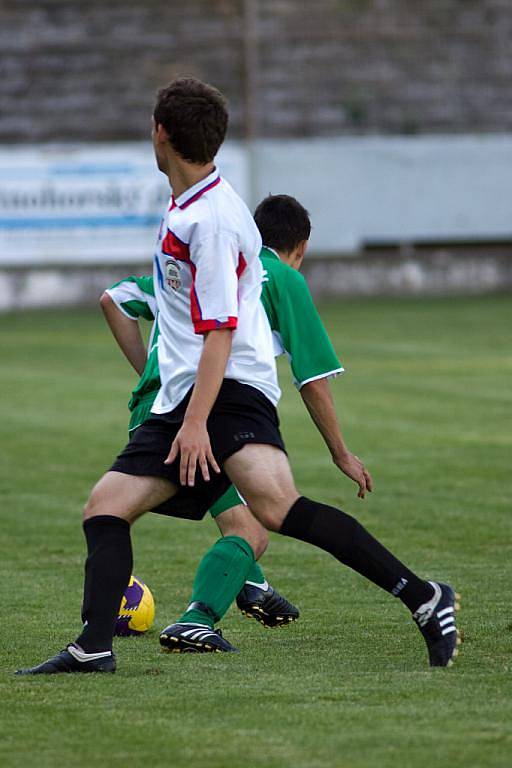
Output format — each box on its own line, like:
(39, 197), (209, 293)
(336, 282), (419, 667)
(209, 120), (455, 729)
(298, 239), (309, 257)
(154, 123), (169, 143)
(294, 239), (309, 270)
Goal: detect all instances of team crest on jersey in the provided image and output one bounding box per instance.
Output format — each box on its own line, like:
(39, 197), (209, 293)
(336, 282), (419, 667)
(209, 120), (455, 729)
(165, 258), (182, 291)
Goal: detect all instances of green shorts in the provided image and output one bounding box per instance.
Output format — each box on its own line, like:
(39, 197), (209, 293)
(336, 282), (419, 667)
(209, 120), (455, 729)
(129, 396), (246, 519)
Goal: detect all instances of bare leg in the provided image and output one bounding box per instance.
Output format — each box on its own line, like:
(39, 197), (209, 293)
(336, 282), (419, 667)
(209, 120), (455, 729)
(160, 501), (297, 641)
(16, 471), (181, 673)
(84, 470), (177, 523)
(224, 445), (299, 530)
(215, 503), (269, 560)
(224, 444), (436, 612)
(77, 471), (178, 652)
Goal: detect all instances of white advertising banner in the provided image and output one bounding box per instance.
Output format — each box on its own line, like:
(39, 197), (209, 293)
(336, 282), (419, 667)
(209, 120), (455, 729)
(2, 136), (512, 266)
(0, 142), (249, 266)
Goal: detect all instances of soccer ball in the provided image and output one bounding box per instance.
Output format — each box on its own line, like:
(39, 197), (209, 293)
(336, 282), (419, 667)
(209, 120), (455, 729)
(114, 575), (155, 636)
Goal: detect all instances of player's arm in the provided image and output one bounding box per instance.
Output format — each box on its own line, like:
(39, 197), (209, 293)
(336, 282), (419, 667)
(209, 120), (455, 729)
(165, 328), (232, 485)
(300, 377), (373, 499)
(276, 268), (372, 498)
(100, 292), (147, 375)
(101, 276), (156, 376)
(165, 230), (240, 486)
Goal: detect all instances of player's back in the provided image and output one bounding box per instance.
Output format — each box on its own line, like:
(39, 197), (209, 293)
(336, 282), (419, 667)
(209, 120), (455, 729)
(152, 170), (280, 414)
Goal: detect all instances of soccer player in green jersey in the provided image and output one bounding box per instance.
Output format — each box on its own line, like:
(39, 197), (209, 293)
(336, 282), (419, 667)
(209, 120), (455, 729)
(160, 195), (375, 650)
(102, 195), (371, 650)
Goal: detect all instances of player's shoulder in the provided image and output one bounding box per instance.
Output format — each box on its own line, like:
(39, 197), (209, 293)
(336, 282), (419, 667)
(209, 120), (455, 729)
(261, 252), (308, 292)
(208, 176), (255, 231)
(172, 178), (247, 237)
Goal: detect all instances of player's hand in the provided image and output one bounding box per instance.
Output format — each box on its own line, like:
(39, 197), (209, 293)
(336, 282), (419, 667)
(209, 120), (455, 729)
(164, 418), (221, 486)
(333, 450), (373, 499)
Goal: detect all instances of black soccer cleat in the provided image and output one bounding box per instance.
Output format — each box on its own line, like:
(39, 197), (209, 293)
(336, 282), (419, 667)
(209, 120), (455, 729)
(159, 623), (238, 654)
(413, 582), (462, 667)
(236, 582), (299, 628)
(15, 644), (116, 675)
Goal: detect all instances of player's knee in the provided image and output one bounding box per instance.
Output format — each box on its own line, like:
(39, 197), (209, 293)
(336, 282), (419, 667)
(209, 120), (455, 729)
(83, 491), (102, 521)
(250, 504), (285, 533)
(248, 492), (301, 532)
(250, 525), (269, 560)
(218, 510), (268, 559)
(83, 499), (94, 521)
(83, 482), (111, 521)
(239, 512), (269, 558)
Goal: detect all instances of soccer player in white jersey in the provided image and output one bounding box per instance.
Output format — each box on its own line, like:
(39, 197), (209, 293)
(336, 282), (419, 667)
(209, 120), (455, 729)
(18, 78), (460, 675)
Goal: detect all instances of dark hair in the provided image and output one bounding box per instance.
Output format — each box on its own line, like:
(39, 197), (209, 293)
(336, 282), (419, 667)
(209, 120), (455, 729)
(253, 194), (311, 253)
(153, 78), (228, 164)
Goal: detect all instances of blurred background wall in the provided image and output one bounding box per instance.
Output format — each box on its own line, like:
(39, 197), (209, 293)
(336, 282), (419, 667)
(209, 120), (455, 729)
(3, 0), (512, 141)
(1, 0), (512, 308)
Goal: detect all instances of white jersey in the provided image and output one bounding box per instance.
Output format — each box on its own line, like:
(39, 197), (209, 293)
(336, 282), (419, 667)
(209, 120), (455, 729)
(151, 168), (280, 414)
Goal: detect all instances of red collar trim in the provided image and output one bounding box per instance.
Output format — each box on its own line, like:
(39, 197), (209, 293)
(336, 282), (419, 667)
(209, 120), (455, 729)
(178, 176), (221, 209)
(173, 169), (221, 210)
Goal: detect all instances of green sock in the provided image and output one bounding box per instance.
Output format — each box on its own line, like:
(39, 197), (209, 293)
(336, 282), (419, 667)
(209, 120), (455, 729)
(245, 561), (266, 586)
(179, 536), (255, 628)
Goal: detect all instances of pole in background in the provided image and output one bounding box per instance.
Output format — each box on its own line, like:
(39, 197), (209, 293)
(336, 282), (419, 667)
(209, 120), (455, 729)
(243, 0), (259, 210)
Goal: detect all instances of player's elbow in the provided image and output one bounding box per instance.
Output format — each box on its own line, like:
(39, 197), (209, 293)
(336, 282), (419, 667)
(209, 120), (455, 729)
(299, 381), (311, 399)
(99, 291), (114, 315)
(300, 377), (326, 402)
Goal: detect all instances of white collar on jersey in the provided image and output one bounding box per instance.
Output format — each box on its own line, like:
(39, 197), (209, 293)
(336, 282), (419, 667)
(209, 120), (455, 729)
(264, 246), (281, 261)
(173, 167), (221, 210)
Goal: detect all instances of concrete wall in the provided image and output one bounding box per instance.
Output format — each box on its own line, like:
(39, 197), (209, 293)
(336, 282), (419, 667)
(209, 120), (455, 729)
(2, 244), (511, 313)
(1, 0), (512, 142)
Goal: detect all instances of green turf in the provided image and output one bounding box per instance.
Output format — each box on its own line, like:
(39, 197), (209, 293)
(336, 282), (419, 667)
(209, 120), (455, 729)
(1, 295), (511, 768)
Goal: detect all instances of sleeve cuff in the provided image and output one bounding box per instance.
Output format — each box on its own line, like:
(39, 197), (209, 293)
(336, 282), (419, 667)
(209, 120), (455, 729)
(193, 316), (238, 334)
(104, 289), (139, 320)
(296, 367), (345, 390)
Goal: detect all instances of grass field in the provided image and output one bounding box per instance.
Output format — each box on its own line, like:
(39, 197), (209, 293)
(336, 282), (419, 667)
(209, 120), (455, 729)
(1, 295), (511, 768)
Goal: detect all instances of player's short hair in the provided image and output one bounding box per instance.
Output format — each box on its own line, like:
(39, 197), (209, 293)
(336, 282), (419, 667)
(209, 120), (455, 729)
(254, 194), (311, 254)
(153, 78), (228, 164)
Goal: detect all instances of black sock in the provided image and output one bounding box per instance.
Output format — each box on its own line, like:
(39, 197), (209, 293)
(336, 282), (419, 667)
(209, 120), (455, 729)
(75, 515), (133, 653)
(279, 497), (433, 613)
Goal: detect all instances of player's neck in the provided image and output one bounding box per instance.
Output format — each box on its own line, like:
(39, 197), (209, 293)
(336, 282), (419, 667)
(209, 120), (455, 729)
(167, 159), (216, 199)
(278, 250), (299, 270)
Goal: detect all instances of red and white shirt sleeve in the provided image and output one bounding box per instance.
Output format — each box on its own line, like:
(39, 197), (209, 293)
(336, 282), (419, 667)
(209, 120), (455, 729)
(189, 230), (240, 334)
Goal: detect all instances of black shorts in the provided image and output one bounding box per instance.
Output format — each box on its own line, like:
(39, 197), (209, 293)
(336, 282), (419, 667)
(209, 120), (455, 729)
(110, 379), (286, 521)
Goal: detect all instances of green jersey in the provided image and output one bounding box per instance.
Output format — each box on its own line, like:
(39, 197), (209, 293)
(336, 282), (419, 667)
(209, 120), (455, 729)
(259, 246), (342, 388)
(105, 276), (161, 433)
(106, 247), (343, 432)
